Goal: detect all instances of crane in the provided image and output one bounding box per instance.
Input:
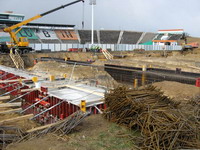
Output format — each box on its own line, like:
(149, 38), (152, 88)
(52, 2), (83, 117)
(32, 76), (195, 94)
(0, 0), (84, 54)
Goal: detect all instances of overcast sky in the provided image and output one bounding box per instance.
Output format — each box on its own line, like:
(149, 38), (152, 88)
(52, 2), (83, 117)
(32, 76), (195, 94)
(1, 0), (200, 37)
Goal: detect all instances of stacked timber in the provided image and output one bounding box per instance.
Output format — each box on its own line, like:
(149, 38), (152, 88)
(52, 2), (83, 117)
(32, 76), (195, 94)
(104, 86), (200, 150)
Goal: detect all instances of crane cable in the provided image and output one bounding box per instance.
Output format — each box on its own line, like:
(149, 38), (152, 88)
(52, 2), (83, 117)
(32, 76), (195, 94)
(82, 0), (85, 29)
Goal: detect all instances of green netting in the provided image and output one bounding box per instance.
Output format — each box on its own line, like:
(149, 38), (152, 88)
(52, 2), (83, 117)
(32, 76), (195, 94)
(140, 40), (153, 45)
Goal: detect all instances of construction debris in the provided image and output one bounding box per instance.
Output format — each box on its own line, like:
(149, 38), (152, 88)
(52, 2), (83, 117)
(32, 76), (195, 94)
(0, 114), (33, 125)
(0, 126), (24, 149)
(18, 110), (90, 142)
(0, 111), (89, 149)
(0, 102), (21, 108)
(103, 86), (200, 150)
(0, 108), (22, 114)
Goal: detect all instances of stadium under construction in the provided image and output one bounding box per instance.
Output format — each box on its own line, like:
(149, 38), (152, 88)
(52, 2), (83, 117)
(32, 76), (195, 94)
(1, 0), (200, 150)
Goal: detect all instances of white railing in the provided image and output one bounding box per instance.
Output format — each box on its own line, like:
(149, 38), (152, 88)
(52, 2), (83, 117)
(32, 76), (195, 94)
(29, 43), (182, 52)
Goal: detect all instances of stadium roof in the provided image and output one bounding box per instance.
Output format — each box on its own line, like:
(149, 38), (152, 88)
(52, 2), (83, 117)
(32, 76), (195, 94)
(0, 20), (75, 28)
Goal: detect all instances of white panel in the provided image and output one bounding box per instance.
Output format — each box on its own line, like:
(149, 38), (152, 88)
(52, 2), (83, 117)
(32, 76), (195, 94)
(29, 44), (35, 49)
(78, 44), (84, 48)
(72, 44), (78, 48)
(55, 44), (61, 51)
(107, 44), (111, 49)
(110, 44), (114, 51)
(49, 44), (55, 51)
(41, 44), (48, 49)
(102, 44), (107, 50)
(36, 30), (58, 39)
(35, 44), (42, 50)
(61, 44), (67, 51)
(67, 44), (72, 49)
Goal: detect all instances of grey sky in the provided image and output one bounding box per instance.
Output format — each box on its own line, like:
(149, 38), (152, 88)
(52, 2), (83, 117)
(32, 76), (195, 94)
(1, 0), (200, 37)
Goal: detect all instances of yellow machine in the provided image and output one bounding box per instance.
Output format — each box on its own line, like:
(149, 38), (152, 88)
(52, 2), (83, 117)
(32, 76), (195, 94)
(1, 0), (84, 54)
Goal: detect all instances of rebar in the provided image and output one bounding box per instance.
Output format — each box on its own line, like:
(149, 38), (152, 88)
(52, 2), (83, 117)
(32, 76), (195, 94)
(104, 85), (200, 150)
(18, 111), (90, 142)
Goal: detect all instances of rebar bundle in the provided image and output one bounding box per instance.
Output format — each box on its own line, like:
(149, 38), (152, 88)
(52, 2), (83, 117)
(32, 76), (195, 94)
(18, 111), (90, 142)
(104, 86), (200, 150)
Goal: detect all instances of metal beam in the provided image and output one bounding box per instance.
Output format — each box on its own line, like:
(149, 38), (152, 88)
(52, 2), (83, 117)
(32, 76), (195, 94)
(20, 96), (49, 114)
(30, 100), (64, 120)
(0, 85), (24, 97)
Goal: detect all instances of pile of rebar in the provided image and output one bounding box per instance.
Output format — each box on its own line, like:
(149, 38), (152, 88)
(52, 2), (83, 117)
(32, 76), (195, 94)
(0, 126), (24, 149)
(1, 111), (89, 149)
(104, 86), (200, 150)
(18, 111), (90, 142)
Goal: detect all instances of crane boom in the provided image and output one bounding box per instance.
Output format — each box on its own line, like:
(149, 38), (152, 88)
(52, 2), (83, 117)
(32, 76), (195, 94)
(4, 0), (84, 32)
(2, 0), (84, 53)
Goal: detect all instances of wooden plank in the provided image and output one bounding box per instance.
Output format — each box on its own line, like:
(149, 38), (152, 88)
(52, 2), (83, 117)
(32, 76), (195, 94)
(20, 88), (39, 93)
(0, 102), (21, 108)
(0, 76), (66, 84)
(0, 108), (22, 114)
(0, 114), (33, 125)
(0, 95), (10, 101)
(0, 79), (31, 83)
(27, 119), (63, 133)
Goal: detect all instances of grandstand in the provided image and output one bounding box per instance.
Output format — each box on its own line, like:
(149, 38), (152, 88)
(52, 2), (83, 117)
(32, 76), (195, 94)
(0, 12), (186, 52)
(121, 31), (143, 44)
(152, 29), (184, 46)
(0, 12), (157, 47)
(153, 34), (164, 40)
(0, 26), (157, 46)
(139, 32), (157, 43)
(56, 30), (79, 43)
(99, 30), (120, 44)
(168, 34), (183, 40)
(0, 15), (76, 44)
(78, 30), (98, 44)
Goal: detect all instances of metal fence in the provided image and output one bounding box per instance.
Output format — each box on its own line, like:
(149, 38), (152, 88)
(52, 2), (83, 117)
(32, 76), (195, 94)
(30, 43), (182, 51)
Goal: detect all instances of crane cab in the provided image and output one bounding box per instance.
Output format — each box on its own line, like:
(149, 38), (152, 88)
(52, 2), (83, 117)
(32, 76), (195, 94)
(18, 37), (29, 47)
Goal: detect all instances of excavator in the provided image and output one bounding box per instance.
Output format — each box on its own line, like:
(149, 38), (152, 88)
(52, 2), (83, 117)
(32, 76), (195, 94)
(181, 33), (199, 51)
(0, 0), (84, 54)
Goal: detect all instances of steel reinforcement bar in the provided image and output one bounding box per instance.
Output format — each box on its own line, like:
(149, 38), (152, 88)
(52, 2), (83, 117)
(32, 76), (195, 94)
(0, 68), (105, 125)
(104, 64), (200, 86)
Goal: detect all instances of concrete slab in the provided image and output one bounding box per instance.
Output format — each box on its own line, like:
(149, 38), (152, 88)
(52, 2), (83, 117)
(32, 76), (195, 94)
(0, 65), (35, 79)
(48, 84), (105, 107)
(0, 65), (106, 107)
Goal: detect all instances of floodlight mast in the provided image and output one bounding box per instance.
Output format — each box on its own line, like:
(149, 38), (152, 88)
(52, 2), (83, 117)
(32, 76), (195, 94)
(90, 0), (96, 46)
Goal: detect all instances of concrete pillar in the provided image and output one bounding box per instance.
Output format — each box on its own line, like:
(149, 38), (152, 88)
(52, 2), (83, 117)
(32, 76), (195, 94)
(142, 65), (147, 72)
(134, 79), (138, 88)
(142, 73), (146, 86)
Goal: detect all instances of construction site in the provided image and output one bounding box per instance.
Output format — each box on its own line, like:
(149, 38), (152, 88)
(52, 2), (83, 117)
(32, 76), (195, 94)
(1, 0), (200, 150)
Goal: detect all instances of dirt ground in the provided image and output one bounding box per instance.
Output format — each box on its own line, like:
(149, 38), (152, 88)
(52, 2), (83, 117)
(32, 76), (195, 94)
(1, 48), (200, 149)
(6, 115), (135, 150)
(27, 61), (118, 88)
(153, 81), (200, 101)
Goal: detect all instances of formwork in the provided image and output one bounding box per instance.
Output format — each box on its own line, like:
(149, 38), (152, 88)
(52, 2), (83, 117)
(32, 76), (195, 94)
(105, 64), (200, 86)
(0, 65), (106, 124)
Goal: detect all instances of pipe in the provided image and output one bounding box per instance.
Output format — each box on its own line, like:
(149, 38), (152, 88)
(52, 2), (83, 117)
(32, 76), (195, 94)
(20, 96), (49, 114)
(7, 90), (33, 103)
(0, 82), (18, 90)
(30, 100), (64, 120)
(0, 85), (24, 97)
